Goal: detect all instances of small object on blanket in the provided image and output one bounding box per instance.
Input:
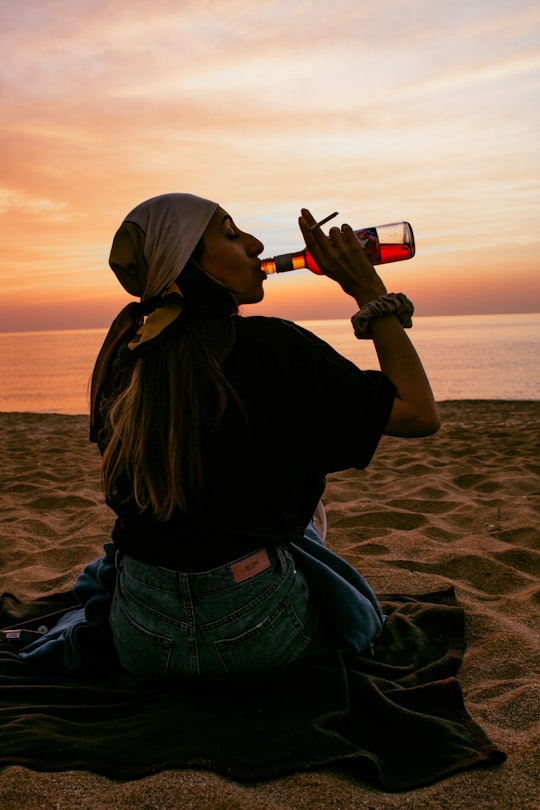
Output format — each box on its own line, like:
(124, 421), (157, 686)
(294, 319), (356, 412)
(1, 628), (46, 646)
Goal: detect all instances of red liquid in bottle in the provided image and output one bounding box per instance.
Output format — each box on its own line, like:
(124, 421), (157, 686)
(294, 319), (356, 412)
(304, 251), (322, 274)
(303, 238), (415, 274)
(379, 242), (414, 263)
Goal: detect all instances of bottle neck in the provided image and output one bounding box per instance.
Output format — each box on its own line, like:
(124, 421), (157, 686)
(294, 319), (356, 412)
(261, 249), (308, 274)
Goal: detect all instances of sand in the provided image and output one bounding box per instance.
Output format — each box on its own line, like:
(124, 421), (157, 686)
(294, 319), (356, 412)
(0, 401), (538, 809)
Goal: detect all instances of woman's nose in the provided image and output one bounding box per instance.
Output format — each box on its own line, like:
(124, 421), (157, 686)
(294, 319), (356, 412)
(247, 234), (264, 256)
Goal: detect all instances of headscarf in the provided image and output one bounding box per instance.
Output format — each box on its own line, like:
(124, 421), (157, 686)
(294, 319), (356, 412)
(109, 193), (218, 301)
(90, 193), (219, 438)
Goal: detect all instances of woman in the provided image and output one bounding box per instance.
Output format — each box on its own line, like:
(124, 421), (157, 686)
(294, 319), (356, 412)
(90, 193), (439, 678)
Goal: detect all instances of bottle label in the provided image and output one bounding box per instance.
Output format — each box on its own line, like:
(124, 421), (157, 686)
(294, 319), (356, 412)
(355, 227), (381, 264)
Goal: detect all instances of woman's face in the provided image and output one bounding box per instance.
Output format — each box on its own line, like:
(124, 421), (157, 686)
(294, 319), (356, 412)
(198, 207), (266, 305)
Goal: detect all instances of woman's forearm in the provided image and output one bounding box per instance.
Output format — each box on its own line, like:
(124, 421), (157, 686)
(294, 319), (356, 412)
(367, 314), (440, 437)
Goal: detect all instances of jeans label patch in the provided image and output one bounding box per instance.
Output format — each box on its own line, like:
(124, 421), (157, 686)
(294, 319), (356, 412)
(231, 549), (271, 584)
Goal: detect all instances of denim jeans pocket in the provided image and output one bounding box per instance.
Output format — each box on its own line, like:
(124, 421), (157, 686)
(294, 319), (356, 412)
(110, 591), (173, 676)
(213, 593), (314, 674)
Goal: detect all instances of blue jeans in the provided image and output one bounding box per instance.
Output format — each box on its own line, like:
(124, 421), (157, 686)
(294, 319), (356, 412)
(110, 545), (321, 677)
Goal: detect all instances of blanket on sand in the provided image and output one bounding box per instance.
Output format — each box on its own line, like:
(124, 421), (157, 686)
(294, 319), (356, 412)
(0, 587), (505, 792)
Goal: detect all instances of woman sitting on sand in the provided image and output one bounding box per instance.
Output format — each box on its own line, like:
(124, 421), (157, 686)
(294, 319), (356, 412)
(89, 193), (439, 677)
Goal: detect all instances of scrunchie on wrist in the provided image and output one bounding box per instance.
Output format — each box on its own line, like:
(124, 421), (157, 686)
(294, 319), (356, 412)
(351, 292), (414, 339)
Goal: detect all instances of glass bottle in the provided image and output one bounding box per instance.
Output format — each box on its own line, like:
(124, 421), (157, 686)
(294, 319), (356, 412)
(261, 221), (415, 275)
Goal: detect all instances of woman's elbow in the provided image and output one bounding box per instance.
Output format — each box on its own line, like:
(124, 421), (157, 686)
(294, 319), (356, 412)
(384, 402), (441, 438)
(410, 410), (441, 437)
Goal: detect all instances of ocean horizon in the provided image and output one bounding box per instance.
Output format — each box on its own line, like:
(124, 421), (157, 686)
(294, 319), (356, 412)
(0, 312), (538, 414)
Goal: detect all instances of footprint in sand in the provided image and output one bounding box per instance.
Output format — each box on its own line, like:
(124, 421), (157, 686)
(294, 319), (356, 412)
(28, 495), (97, 510)
(493, 546), (540, 575)
(497, 527), (540, 548)
(387, 498), (460, 514)
(454, 473), (488, 489)
(395, 553), (534, 596)
(354, 510), (428, 530)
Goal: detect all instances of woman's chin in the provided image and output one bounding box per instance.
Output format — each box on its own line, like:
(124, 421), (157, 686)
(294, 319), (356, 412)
(234, 290), (265, 306)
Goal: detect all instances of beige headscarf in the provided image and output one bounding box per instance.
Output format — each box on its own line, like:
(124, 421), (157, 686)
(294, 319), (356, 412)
(109, 193), (219, 300)
(90, 193), (219, 438)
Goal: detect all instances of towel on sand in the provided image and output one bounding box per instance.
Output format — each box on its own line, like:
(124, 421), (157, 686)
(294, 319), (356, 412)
(0, 587), (505, 792)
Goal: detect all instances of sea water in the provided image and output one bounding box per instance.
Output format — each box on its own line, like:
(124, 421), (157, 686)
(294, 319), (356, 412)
(0, 313), (538, 414)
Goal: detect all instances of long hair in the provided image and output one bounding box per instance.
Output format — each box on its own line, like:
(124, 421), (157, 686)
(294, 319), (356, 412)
(100, 260), (240, 522)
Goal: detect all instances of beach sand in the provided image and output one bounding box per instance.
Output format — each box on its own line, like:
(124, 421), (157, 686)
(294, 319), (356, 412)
(0, 401), (538, 809)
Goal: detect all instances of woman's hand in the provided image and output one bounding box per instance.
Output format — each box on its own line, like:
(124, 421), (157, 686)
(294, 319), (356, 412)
(298, 208), (387, 307)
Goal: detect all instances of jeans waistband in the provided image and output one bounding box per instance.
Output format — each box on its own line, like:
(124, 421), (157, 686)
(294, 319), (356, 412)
(117, 545), (287, 595)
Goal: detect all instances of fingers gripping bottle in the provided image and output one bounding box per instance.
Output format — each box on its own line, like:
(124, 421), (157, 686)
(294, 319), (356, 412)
(261, 221), (415, 275)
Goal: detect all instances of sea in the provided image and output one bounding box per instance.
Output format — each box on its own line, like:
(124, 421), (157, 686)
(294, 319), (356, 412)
(0, 313), (538, 415)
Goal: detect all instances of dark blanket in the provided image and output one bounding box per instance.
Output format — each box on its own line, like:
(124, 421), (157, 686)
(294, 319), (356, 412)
(0, 587), (505, 792)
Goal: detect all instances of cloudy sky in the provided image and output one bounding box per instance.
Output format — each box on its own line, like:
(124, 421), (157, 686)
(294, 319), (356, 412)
(1, 0), (539, 331)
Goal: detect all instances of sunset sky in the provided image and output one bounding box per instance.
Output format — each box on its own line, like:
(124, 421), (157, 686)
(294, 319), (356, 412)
(1, 0), (539, 332)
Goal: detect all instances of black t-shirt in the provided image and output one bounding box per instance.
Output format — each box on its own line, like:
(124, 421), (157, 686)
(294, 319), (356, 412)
(99, 315), (395, 570)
